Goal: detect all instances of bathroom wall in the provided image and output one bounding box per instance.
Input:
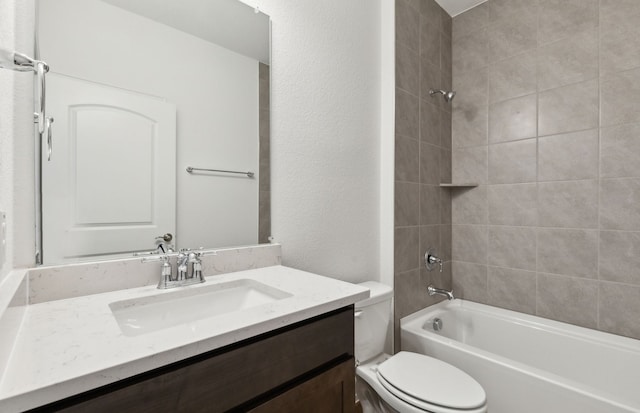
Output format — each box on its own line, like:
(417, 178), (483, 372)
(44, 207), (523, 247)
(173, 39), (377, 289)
(258, 63), (271, 244)
(394, 0), (453, 346)
(451, 0), (640, 340)
(0, 0), (36, 284)
(0, 0), (15, 282)
(239, 0), (385, 283)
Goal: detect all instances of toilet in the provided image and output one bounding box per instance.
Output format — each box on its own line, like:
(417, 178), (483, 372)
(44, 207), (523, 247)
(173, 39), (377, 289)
(355, 281), (487, 413)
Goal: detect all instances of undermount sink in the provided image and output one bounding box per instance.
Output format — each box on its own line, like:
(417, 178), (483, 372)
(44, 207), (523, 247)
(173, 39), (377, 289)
(109, 279), (292, 336)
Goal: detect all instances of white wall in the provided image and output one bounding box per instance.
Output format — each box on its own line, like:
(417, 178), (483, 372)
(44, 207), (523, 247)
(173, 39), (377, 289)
(0, 0), (35, 284)
(379, 0), (396, 288)
(38, 0), (259, 253)
(239, 0), (387, 283)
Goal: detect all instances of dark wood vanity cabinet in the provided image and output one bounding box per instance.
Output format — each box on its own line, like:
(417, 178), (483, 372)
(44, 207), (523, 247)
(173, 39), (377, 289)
(249, 358), (354, 413)
(31, 306), (355, 413)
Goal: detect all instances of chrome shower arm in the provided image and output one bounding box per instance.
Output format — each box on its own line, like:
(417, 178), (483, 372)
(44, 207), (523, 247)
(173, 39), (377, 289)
(0, 49), (49, 73)
(429, 88), (456, 102)
(0, 48), (51, 135)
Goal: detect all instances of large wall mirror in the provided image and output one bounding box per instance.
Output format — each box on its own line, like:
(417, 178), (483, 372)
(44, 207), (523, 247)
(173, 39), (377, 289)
(36, 0), (271, 265)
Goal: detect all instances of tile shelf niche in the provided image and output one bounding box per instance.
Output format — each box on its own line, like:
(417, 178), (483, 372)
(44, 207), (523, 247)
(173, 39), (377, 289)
(439, 183), (479, 188)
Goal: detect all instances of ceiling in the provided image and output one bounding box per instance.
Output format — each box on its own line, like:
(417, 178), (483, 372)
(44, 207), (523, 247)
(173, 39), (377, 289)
(101, 0), (270, 63)
(434, 0), (487, 17)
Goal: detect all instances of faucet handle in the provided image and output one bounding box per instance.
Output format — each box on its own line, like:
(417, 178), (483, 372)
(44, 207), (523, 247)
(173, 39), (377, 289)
(177, 251), (188, 280)
(161, 255), (172, 278)
(188, 252), (204, 280)
(436, 258), (443, 273)
(157, 255), (173, 288)
(193, 260), (203, 282)
(425, 248), (443, 272)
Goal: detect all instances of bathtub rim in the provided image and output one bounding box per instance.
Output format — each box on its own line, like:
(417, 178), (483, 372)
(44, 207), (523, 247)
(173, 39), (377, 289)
(400, 299), (640, 413)
(401, 299), (640, 352)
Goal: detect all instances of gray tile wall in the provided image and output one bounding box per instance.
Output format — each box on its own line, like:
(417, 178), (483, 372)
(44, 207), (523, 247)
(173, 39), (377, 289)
(394, 0), (453, 348)
(451, 0), (640, 340)
(258, 63), (271, 244)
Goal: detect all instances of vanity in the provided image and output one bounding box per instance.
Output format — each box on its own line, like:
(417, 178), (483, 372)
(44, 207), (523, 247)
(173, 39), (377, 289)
(0, 248), (369, 412)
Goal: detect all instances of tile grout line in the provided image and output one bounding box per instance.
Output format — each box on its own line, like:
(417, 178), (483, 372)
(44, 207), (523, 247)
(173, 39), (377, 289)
(452, 222), (640, 236)
(534, 0), (541, 317)
(483, 5), (490, 310)
(480, 2), (489, 304)
(596, 0), (601, 331)
(417, 0), (424, 285)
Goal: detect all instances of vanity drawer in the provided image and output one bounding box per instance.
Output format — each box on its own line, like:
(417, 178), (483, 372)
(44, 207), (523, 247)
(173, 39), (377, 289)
(248, 357), (355, 413)
(31, 306), (354, 413)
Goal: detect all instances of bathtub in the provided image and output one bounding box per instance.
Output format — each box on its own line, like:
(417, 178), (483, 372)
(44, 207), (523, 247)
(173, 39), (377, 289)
(401, 300), (640, 413)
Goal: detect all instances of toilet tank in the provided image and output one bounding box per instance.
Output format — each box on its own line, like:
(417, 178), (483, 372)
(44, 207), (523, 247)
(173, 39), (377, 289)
(355, 281), (393, 363)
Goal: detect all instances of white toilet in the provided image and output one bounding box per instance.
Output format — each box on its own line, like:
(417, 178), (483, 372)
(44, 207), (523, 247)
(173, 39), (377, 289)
(355, 281), (487, 413)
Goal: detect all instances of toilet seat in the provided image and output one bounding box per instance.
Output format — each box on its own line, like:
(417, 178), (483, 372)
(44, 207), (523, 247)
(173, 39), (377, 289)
(377, 351), (486, 412)
(356, 352), (487, 413)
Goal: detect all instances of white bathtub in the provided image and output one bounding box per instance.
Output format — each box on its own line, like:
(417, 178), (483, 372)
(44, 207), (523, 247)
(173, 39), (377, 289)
(401, 300), (640, 413)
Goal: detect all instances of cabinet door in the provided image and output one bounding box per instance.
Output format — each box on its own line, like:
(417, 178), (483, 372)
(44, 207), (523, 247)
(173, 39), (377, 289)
(249, 358), (355, 413)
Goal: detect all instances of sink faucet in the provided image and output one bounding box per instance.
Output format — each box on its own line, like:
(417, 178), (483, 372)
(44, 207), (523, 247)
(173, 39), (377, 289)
(427, 285), (454, 300)
(155, 249), (206, 289)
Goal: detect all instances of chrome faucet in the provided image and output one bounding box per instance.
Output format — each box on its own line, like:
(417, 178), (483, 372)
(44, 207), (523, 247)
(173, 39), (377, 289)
(427, 285), (455, 300)
(156, 249), (205, 289)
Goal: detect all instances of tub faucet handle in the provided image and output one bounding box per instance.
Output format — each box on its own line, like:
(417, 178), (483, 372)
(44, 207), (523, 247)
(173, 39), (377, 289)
(425, 248), (443, 272)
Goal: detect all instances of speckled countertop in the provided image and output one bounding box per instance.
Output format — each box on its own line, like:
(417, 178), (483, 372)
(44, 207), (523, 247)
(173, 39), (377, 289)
(0, 265), (369, 412)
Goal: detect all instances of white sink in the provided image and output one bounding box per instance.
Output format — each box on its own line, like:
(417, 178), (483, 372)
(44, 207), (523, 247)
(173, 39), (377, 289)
(109, 279), (292, 336)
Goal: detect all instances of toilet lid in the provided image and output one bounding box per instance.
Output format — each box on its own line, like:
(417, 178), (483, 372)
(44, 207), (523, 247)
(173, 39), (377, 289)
(376, 352), (486, 410)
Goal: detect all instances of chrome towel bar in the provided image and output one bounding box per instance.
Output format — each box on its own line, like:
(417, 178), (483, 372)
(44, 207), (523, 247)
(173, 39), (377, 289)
(186, 166), (254, 178)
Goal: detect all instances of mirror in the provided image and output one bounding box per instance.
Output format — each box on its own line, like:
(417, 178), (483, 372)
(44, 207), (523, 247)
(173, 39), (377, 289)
(36, 0), (271, 265)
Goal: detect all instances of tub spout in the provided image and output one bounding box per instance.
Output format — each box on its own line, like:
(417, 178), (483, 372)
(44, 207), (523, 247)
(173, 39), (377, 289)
(427, 285), (454, 300)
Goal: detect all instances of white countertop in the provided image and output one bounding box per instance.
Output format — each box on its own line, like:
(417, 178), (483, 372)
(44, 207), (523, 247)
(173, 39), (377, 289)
(0, 265), (369, 412)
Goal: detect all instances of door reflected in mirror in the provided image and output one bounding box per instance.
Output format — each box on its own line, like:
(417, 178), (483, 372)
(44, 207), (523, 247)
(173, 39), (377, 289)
(37, 0), (270, 265)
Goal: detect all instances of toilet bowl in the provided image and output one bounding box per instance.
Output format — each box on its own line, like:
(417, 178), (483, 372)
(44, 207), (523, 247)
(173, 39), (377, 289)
(355, 282), (487, 413)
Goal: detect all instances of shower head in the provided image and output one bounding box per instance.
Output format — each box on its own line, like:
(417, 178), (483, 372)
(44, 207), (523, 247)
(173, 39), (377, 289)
(429, 89), (456, 103)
